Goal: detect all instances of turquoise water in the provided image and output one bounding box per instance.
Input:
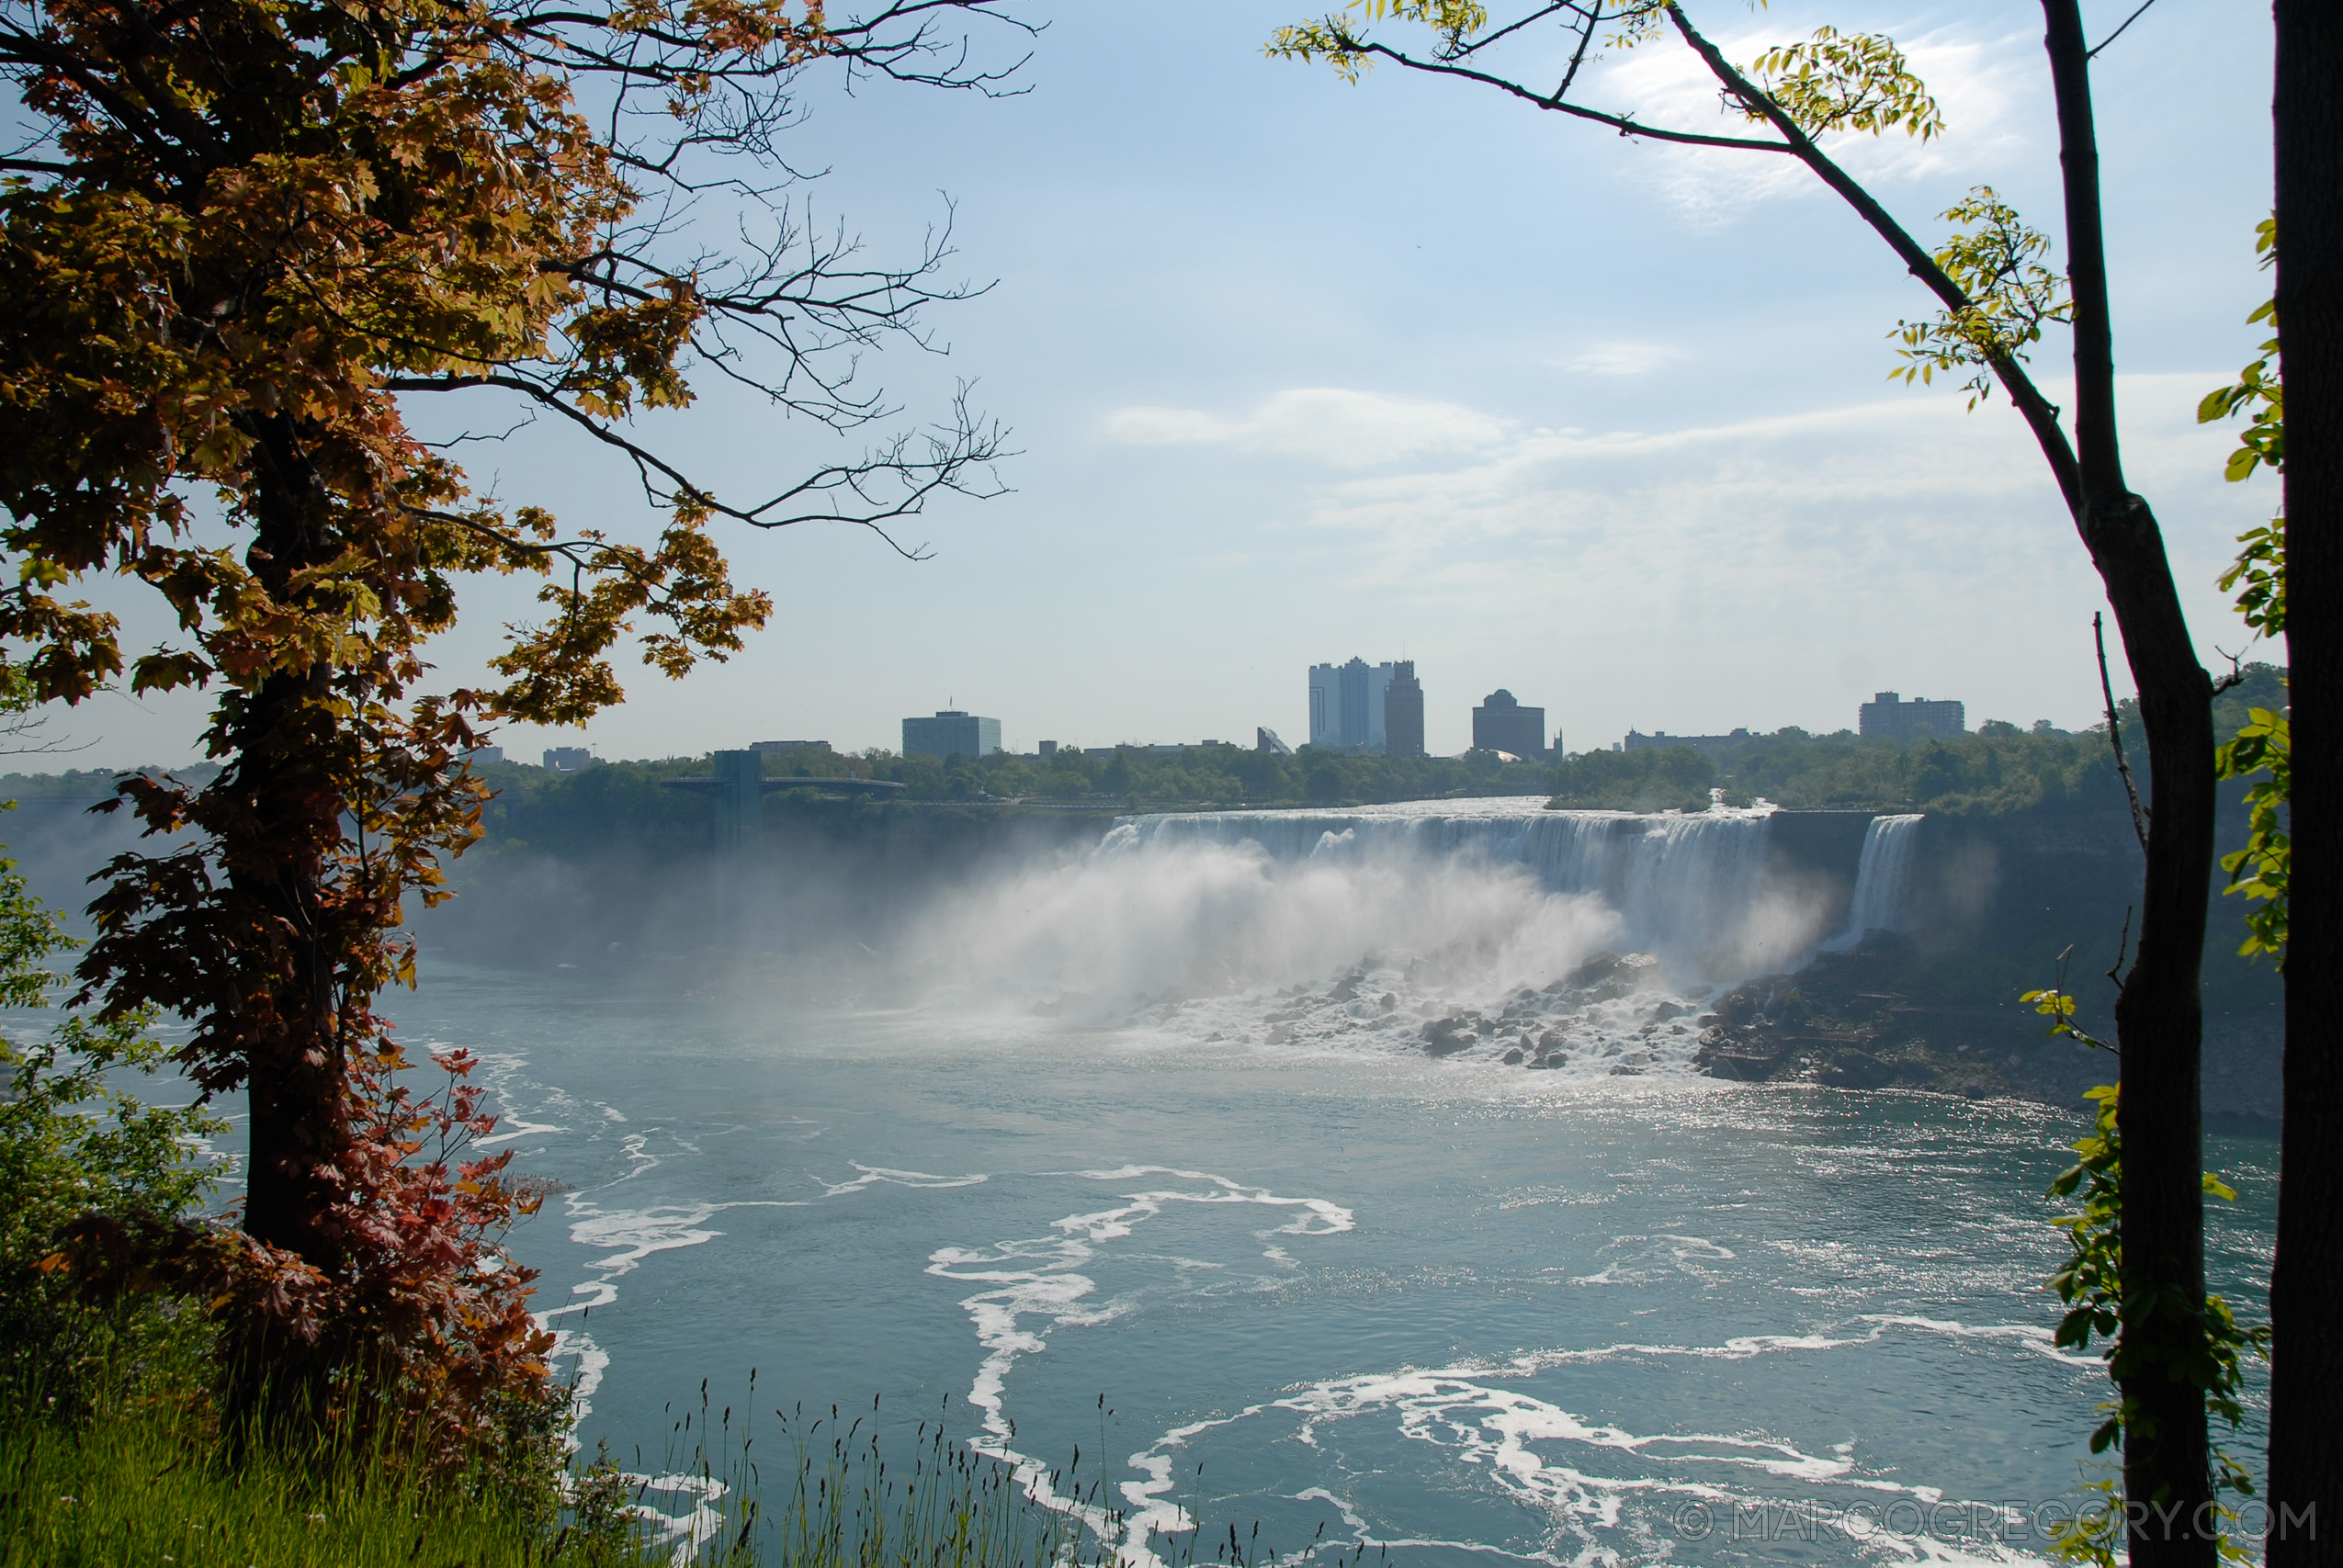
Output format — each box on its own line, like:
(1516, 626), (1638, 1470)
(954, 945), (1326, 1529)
(390, 958), (2276, 1568)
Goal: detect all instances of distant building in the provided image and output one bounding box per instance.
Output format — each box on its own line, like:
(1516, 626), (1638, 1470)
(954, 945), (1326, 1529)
(751, 739), (831, 753)
(1081, 741), (1226, 758)
(1037, 740), (1058, 759)
(1860, 691), (1965, 739)
(1257, 727), (1293, 755)
(1308, 658), (1397, 750)
(1384, 662), (1426, 758)
(1623, 728), (1751, 758)
(1472, 690), (1546, 759)
(462, 745), (504, 766)
(902, 710), (1002, 758)
(542, 746), (598, 772)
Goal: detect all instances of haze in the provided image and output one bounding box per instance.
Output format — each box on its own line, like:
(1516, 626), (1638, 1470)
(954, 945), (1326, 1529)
(45, 0), (2278, 771)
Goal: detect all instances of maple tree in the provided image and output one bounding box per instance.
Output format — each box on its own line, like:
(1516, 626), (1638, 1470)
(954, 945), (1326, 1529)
(0, 0), (1018, 1424)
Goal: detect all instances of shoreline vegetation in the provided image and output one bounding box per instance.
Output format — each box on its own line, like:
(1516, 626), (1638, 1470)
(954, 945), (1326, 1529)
(2, 662), (2283, 835)
(0, 833), (1146, 1568)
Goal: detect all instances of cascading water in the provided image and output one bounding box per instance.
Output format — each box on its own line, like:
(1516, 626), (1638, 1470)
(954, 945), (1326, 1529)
(911, 797), (1833, 1079)
(1826, 813), (1925, 950)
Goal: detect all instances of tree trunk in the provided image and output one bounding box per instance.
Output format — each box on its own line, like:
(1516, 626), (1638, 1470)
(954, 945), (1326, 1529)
(2042, 5), (2217, 1562)
(226, 415), (358, 1413)
(2268, 4), (2343, 1561)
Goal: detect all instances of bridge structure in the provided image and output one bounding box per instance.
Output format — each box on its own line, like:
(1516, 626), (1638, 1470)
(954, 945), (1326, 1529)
(662, 750), (906, 849)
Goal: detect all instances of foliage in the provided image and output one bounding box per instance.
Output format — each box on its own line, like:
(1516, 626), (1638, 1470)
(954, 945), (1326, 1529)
(0, 0), (1015, 1427)
(2198, 220), (2284, 487)
(1893, 188), (2074, 407)
(1747, 26), (1945, 141)
(2021, 990), (2269, 1567)
(453, 744), (1561, 851)
(2215, 709), (2289, 964)
(1545, 745), (1715, 812)
(58, 1041), (569, 1479)
(2201, 219), (2289, 967)
(0, 1372), (654, 1567)
(0, 833), (224, 1404)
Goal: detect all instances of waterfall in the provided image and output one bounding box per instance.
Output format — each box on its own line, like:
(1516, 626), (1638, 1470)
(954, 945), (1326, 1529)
(1827, 814), (1925, 949)
(1108, 798), (1779, 976)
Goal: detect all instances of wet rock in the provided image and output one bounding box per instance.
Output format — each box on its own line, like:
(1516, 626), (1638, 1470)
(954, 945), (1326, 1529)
(1649, 1001), (1690, 1022)
(1421, 1016), (1477, 1056)
(1692, 1032), (1784, 1081)
(1266, 1023), (1293, 1045)
(1565, 952), (1625, 987)
(1821, 1050), (1891, 1089)
(1378, 993), (1398, 1011)
(1501, 1047), (1524, 1066)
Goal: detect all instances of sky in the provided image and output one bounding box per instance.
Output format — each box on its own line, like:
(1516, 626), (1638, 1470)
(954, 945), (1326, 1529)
(39, 0), (2283, 769)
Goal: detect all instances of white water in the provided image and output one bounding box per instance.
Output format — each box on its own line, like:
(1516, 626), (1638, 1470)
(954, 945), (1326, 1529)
(891, 798), (1838, 1083)
(1827, 814), (1925, 950)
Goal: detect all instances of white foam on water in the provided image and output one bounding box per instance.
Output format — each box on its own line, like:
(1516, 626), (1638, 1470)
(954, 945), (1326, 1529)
(924, 1166), (1355, 1568)
(821, 1162), (991, 1198)
(1109, 1316), (2080, 1568)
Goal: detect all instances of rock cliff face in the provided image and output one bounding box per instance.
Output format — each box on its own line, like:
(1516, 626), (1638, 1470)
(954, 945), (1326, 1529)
(1714, 807), (2281, 1119)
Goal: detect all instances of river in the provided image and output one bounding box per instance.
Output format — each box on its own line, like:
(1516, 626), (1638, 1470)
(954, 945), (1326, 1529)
(377, 798), (2276, 1568)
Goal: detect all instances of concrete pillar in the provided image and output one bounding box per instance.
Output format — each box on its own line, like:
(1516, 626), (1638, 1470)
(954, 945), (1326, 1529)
(712, 749), (762, 852)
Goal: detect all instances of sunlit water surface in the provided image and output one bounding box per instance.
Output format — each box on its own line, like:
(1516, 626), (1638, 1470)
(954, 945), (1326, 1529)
(378, 959), (2274, 1568)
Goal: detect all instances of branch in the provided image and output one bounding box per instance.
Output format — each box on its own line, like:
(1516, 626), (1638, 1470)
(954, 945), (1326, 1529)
(2095, 610), (2149, 853)
(1302, 30), (1800, 152)
(2086, 0), (2159, 59)
(382, 374), (1011, 548)
(1664, 3), (2085, 519)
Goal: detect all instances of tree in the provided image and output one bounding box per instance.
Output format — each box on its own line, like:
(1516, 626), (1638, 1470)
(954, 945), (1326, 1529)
(2265, 4), (2340, 1559)
(0, 0), (1019, 1422)
(1268, 4), (2224, 1559)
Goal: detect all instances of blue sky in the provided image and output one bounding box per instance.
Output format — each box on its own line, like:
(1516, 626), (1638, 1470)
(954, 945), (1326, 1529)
(50, 0), (2281, 768)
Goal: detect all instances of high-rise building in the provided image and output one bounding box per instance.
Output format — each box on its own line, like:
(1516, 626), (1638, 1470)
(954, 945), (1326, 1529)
(902, 709), (1003, 758)
(1307, 658), (1396, 750)
(1471, 690), (1546, 759)
(542, 745), (598, 772)
(1859, 691), (1965, 739)
(1384, 661), (1425, 757)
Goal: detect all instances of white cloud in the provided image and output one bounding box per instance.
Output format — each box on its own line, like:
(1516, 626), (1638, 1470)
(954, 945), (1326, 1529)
(1103, 388), (1510, 468)
(1585, 20), (2038, 223)
(1558, 341), (1691, 378)
(1244, 373), (2270, 739)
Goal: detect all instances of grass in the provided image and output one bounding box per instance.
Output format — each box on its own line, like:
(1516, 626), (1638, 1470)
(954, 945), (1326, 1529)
(0, 1378), (629, 1568)
(0, 1371), (1144, 1568)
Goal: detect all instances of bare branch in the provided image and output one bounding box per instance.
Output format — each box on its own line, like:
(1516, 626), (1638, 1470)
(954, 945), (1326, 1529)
(2094, 610), (2149, 853)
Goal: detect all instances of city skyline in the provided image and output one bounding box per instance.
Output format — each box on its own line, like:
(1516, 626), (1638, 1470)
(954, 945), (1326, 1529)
(20, 1), (2278, 772)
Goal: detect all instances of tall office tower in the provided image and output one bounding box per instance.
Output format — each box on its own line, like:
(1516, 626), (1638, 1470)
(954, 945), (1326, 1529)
(1307, 658), (1397, 750)
(1858, 691), (1966, 739)
(902, 709), (1004, 758)
(1471, 690), (1547, 758)
(1384, 661), (1425, 757)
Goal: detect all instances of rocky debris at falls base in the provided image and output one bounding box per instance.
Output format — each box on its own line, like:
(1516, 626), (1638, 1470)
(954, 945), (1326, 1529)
(1092, 939), (2134, 1102)
(1691, 943), (2105, 1102)
(1414, 951), (1691, 1076)
(1397, 943), (2109, 1101)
